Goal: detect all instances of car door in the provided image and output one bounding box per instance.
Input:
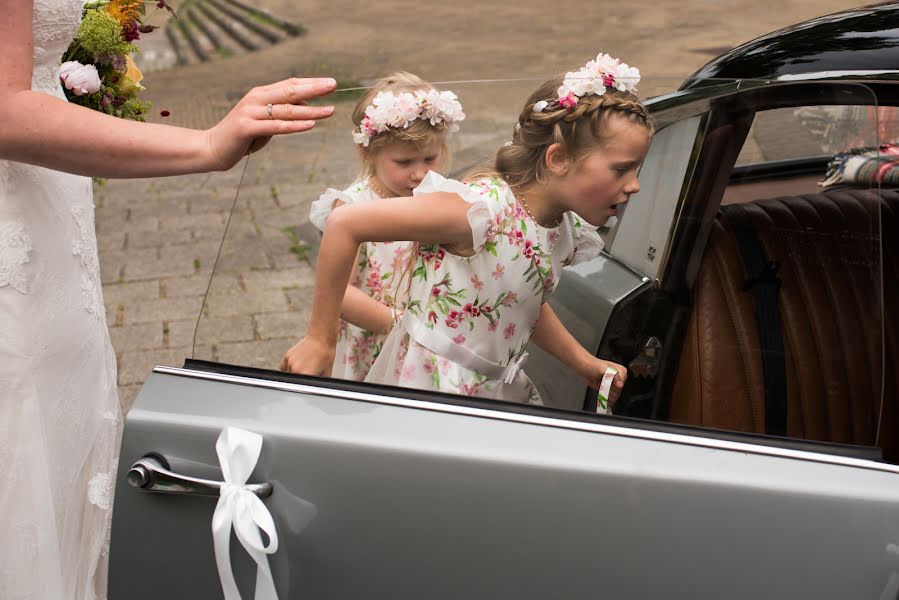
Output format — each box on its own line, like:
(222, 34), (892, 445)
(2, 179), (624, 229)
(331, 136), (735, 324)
(110, 363), (899, 599)
(109, 78), (899, 599)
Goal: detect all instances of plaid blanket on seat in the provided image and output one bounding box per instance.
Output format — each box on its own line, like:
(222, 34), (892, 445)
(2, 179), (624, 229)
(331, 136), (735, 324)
(820, 143), (899, 187)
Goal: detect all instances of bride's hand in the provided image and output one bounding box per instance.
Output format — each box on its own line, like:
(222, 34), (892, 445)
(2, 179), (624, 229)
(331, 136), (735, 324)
(204, 77), (337, 171)
(279, 335), (336, 377)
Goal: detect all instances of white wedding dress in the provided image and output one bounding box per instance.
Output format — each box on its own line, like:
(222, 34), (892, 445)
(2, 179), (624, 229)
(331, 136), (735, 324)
(0, 0), (122, 598)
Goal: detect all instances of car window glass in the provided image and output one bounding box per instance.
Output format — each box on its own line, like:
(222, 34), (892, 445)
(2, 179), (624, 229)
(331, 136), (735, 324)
(735, 105), (899, 166)
(663, 81), (889, 462)
(606, 113), (703, 279)
(192, 77), (892, 465)
(190, 78), (542, 367)
(191, 76), (695, 370)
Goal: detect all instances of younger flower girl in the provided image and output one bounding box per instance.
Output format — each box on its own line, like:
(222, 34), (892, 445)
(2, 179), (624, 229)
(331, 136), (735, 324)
(299, 72), (465, 380)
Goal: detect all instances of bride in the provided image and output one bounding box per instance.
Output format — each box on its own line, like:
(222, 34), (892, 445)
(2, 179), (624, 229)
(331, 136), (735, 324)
(0, 0), (335, 597)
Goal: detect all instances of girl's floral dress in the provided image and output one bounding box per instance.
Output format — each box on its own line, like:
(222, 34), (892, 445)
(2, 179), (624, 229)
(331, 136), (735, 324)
(364, 171), (605, 404)
(310, 179), (414, 380)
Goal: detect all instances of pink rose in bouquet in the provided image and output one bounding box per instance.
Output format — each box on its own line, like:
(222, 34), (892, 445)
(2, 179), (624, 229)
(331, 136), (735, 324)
(59, 61), (102, 96)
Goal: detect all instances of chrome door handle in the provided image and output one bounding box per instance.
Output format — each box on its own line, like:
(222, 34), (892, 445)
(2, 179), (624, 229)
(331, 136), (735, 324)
(127, 454), (273, 498)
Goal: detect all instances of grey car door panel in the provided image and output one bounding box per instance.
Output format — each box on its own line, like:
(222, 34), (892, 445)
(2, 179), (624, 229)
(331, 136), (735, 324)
(110, 366), (899, 599)
(528, 254), (647, 411)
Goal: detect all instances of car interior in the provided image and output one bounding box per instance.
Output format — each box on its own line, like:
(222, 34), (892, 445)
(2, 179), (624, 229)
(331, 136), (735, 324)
(627, 88), (898, 464)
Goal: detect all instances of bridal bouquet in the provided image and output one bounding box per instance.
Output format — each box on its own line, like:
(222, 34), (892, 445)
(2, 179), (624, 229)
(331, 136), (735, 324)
(60, 0), (176, 121)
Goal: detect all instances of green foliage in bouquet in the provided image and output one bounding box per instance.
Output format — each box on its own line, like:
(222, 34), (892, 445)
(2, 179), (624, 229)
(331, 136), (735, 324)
(61, 0), (176, 122)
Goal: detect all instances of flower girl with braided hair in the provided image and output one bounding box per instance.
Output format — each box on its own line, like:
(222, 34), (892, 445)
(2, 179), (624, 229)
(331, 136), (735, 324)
(282, 53), (653, 407)
(300, 72), (465, 380)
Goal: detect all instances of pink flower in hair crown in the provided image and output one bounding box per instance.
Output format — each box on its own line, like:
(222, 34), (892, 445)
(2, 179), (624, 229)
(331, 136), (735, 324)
(559, 94), (577, 109)
(549, 52), (641, 111)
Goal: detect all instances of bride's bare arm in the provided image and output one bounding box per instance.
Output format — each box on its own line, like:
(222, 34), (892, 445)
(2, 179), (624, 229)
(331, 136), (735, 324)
(280, 192), (472, 375)
(0, 0), (335, 178)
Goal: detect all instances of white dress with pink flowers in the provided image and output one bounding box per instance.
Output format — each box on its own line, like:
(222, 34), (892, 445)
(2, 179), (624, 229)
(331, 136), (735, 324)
(310, 179), (415, 380)
(364, 171), (605, 404)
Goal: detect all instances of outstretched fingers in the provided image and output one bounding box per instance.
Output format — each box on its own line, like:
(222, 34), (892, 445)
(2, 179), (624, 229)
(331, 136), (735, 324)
(241, 78), (336, 139)
(256, 77), (337, 106)
(247, 117), (318, 139)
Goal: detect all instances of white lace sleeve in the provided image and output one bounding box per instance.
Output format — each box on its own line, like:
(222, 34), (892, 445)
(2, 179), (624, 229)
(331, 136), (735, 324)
(309, 188), (355, 232)
(414, 171), (494, 253)
(561, 213), (605, 266)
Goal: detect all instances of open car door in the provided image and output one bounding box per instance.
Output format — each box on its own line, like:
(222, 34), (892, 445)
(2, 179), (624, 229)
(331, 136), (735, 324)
(109, 78), (899, 599)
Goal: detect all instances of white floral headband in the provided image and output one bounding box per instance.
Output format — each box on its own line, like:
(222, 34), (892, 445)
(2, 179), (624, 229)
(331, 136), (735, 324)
(352, 89), (466, 147)
(533, 52), (641, 114)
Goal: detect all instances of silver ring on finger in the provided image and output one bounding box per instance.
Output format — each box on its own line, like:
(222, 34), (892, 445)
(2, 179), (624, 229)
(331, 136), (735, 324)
(267, 103), (274, 120)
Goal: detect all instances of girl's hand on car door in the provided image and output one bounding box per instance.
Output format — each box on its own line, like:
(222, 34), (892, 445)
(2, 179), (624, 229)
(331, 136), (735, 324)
(577, 357), (628, 408)
(280, 336), (336, 377)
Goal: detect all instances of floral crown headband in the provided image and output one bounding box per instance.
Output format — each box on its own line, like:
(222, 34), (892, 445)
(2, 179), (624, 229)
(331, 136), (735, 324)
(353, 89), (466, 147)
(532, 52), (641, 114)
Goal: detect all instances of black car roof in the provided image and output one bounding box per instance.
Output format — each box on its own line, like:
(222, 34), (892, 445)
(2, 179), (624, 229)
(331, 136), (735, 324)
(680, 1), (899, 90)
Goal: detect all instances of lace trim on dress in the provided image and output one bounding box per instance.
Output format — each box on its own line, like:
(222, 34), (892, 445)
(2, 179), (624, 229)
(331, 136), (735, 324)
(32, 0), (81, 95)
(99, 458), (119, 560)
(71, 205), (104, 318)
(0, 221), (34, 294)
(87, 472), (113, 511)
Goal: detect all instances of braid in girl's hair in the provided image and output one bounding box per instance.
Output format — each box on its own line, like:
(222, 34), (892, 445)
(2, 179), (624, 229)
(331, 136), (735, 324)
(487, 77), (654, 189)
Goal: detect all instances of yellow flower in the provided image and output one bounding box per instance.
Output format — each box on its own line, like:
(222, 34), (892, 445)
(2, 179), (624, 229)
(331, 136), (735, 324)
(118, 55), (145, 95)
(124, 54), (143, 83)
(105, 0), (142, 25)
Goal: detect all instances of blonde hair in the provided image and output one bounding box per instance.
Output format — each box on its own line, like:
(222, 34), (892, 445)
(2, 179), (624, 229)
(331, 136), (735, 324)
(353, 71), (453, 178)
(469, 76), (655, 186)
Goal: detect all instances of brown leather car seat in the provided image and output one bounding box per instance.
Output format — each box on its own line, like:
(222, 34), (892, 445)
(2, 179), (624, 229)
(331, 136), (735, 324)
(670, 188), (898, 462)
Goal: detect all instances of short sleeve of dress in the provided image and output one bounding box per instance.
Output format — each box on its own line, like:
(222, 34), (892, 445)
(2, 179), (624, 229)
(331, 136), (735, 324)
(309, 188), (355, 232)
(560, 213), (605, 266)
(414, 171), (495, 253)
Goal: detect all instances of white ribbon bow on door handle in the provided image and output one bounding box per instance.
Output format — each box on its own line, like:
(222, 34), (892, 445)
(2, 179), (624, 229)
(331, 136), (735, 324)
(211, 426), (279, 600)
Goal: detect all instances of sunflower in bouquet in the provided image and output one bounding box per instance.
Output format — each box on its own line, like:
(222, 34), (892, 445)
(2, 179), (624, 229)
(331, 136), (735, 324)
(60, 0), (176, 121)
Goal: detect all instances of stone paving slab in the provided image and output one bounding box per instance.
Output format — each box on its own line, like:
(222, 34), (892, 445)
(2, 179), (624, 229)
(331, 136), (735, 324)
(97, 1), (862, 413)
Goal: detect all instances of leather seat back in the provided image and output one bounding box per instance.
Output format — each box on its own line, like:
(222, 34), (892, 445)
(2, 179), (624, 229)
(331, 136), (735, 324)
(670, 189), (898, 462)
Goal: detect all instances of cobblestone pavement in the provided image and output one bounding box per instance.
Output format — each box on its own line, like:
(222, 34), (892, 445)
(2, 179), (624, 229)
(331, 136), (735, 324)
(97, 0), (862, 412)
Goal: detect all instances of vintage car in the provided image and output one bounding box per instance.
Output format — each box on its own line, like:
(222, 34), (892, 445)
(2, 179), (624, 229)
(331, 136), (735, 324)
(110, 3), (899, 598)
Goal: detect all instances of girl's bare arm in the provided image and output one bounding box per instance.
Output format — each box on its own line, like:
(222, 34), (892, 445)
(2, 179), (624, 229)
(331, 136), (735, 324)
(530, 303), (594, 369)
(280, 193), (472, 375)
(531, 303), (627, 398)
(0, 0), (335, 178)
(341, 286), (393, 334)
(326, 200), (395, 334)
